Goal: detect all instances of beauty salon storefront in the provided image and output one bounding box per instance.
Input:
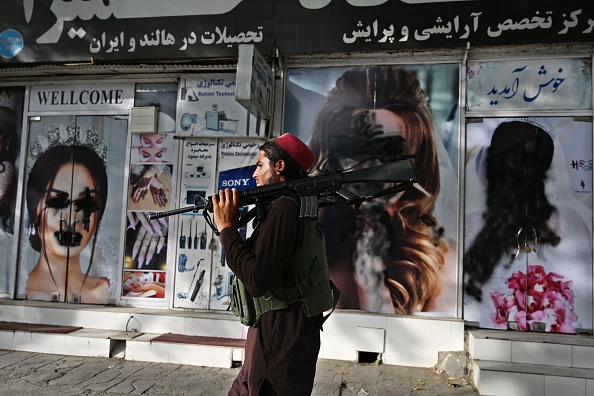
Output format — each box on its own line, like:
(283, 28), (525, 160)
(0, 0), (593, 382)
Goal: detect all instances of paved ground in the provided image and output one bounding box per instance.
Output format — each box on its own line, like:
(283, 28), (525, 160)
(0, 349), (479, 396)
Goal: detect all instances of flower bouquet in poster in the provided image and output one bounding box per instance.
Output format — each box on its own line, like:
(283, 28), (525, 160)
(490, 265), (578, 333)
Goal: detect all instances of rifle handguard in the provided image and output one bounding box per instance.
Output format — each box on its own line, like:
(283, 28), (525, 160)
(147, 159), (419, 223)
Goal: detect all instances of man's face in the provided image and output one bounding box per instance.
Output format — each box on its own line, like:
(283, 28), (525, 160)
(252, 150), (282, 186)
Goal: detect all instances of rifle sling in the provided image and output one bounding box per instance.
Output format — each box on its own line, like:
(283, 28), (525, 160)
(237, 206), (258, 229)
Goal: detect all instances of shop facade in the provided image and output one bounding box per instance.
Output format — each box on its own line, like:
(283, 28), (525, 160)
(0, 0), (593, 373)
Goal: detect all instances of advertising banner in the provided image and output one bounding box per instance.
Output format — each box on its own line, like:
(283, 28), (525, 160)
(176, 74), (265, 138)
(1, 1), (592, 64)
(173, 138), (218, 309)
(0, 0), (273, 63)
(274, 1), (594, 55)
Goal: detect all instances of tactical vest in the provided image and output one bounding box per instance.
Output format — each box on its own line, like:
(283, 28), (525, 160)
(229, 197), (340, 327)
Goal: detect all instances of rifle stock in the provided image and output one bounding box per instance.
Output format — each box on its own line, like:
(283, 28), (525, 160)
(147, 159), (418, 222)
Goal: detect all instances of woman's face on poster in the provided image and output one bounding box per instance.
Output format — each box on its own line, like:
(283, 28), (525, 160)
(335, 109), (408, 171)
(37, 162), (99, 258)
(332, 109), (408, 198)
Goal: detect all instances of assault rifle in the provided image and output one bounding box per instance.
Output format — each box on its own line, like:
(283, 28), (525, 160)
(147, 158), (419, 234)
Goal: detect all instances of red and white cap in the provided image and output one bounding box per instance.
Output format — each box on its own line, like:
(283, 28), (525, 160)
(275, 132), (316, 170)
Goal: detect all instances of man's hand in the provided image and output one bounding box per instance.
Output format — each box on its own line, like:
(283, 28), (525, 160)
(212, 188), (240, 233)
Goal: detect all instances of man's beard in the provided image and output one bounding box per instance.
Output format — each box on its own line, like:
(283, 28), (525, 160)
(263, 172), (282, 186)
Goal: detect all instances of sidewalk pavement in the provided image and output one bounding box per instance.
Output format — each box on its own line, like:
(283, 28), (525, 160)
(0, 349), (479, 396)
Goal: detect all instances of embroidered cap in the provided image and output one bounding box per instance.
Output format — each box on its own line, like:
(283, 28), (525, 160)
(275, 132), (316, 170)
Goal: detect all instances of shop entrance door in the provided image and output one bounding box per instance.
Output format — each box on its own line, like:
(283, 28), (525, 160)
(16, 114), (128, 304)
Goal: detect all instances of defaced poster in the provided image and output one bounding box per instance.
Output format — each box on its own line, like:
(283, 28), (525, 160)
(283, 64), (460, 316)
(463, 58), (593, 333)
(16, 114), (128, 304)
(464, 117), (593, 333)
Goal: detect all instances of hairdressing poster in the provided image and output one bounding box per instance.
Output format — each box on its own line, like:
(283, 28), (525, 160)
(464, 117), (593, 334)
(0, 87), (25, 298)
(122, 83), (178, 299)
(283, 64), (460, 316)
(16, 114), (128, 304)
(176, 73), (266, 138)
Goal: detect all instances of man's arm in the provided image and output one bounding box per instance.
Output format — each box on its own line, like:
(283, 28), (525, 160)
(219, 198), (301, 297)
(212, 188), (240, 232)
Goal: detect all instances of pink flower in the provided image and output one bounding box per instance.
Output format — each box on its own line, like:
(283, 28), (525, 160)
(490, 265), (578, 333)
(490, 291), (514, 327)
(508, 270), (527, 292)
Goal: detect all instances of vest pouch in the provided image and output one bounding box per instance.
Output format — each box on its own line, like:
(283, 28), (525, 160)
(230, 275), (289, 327)
(229, 275), (260, 327)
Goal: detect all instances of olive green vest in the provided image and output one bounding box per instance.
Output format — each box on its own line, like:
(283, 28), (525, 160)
(229, 199), (340, 327)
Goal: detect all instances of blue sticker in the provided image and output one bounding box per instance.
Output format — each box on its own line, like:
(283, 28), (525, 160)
(0, 29), (24, 59)
(218, 165), (257, 190)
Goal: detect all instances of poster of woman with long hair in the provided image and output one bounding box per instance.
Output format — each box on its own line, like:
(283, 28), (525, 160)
(284, 64), (460, 316)
(464, 117), (593, 333)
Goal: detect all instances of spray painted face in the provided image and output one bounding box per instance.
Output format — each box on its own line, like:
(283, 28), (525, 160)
(319, 109), (408, 174)
(38, 163), (99, 257)
(327, 109), (408, 197)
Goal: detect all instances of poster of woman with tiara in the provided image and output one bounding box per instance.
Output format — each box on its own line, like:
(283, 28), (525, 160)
(16, 115), (128, 304)
(463, 117), (593, 334)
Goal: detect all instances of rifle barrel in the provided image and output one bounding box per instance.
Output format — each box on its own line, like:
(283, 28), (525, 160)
(147, 203), (205, 220)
